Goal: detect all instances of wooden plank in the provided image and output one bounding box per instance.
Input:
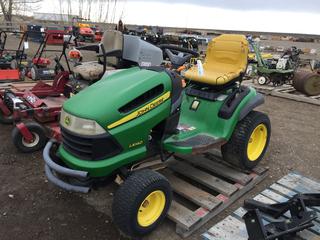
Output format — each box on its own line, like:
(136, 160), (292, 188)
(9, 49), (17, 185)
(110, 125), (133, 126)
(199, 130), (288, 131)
(168, 160), (238, 197)
(162, 170), (222, 211)
(270, 183), (297, 198)
(176, 170), (268, 238)
(278, 174), (320, 194)
(287, 172), (320, 192)
(203, 174), (320, 240)
(206, 216), (248, 240)
(233, 207), (247, 218)
(167, 201), (201, 230)
(271, 90), (320, 106)
(176, 154), (253, 185)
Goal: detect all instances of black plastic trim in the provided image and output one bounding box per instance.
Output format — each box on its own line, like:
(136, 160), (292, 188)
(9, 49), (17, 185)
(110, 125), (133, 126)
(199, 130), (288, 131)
(218, 86), (251, 119)
(61, 126), (123, 161)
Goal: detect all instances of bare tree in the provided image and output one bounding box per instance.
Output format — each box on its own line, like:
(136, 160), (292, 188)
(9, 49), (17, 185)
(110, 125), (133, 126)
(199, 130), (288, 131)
(78, 0), (83, 18)
(0, 0), (42, 22)
(104, 0), (110, 22)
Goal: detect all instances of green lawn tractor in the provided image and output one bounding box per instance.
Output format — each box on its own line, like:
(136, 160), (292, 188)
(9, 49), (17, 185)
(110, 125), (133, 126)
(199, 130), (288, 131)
(43, 34), (271, 237)
(249, 38), (300, 86)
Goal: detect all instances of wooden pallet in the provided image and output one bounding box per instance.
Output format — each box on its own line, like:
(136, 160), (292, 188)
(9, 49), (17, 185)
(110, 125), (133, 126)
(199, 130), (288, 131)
(160, 151), (268, 238)
(242, 80), (320, 106)
(202, 172), (320, 240)
(271, 87), (320, 106)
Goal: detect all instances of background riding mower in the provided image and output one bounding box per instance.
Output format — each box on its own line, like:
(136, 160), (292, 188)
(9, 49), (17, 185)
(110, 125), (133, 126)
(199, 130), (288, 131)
(43, 34), (271, 238)
(249, 39), (320, 95)
(71, 17), (95, 43)
(249, 39), (301, 86)
(71, 30), (163, 92)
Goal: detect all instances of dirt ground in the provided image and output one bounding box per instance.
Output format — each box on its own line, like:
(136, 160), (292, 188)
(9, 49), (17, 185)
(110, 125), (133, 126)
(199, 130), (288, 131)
(0, 34), (320, 240)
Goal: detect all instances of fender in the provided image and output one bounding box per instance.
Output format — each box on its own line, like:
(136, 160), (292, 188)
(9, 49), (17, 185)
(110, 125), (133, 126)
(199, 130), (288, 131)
(16, 122), (34, 142)
(239, 93), (265, 121)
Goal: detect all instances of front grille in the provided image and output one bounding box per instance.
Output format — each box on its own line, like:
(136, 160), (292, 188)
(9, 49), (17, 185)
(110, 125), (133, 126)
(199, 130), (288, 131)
(61, 127), (122, 161)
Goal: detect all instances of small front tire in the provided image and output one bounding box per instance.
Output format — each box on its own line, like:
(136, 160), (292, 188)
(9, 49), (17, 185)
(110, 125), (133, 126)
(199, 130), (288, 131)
(221, 111), (271, 170)
(12, 122), (48, 153)
(112, 169), (172, 237)
(258, 76), (267, 85)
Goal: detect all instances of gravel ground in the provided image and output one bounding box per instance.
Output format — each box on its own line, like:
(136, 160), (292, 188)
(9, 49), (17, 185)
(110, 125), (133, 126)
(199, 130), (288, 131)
(0, 34), (319, 240)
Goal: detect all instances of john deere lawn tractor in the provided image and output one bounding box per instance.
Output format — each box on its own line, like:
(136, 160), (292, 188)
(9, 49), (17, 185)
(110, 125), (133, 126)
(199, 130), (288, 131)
(43, 34), (271, 237)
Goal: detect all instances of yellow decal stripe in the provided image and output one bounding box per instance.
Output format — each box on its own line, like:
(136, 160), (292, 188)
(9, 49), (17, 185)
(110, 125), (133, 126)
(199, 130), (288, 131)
(108, 91), (171, 129)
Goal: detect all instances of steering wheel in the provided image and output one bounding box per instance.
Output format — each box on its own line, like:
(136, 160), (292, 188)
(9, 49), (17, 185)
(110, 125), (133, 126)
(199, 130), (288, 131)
(158, 44), (199, 68)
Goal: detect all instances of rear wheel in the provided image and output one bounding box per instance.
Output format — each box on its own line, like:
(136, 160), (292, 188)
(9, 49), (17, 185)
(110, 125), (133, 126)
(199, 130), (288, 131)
(10, 60), (18, 69)
(221, 111), (271, 170)
(112, 169), (172, 237)
(30, 66), (39, 81)
(12, 122), (47, 153)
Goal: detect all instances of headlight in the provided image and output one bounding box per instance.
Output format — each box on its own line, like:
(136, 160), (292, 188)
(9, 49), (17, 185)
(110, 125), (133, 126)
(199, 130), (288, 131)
(60, 109), (106, 135)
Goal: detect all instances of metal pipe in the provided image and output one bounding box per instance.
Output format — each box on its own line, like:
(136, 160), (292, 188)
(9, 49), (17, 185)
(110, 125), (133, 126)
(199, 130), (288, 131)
(43, 140), (89, 178)
(45, 164), (90, 193)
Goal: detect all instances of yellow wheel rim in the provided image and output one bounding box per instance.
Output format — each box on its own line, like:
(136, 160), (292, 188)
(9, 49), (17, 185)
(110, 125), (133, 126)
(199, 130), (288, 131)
(137, 190), (166, 227)
(247, 124), (268, 161)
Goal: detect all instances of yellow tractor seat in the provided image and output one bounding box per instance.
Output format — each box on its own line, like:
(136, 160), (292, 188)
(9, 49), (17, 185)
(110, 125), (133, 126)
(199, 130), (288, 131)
(185, 34), (249, 86)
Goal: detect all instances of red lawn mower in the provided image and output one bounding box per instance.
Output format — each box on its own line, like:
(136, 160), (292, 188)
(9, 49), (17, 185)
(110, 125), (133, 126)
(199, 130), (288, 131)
(0, 71), (71, 152)
(29, 32), (74, 81)
(0, 30), (30, 82)
(0, 36), (75, 153)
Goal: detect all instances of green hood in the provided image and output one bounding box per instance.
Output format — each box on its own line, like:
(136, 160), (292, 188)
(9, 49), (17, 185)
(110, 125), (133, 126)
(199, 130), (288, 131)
(63, 67), (172, 129)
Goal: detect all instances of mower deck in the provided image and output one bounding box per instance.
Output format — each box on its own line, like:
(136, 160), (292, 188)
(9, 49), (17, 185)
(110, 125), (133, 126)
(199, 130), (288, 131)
(0, 69), (21, 82)
(0, 80), (54, 91)
(203, 172), (320, 240)
(161, 150), (268, 238)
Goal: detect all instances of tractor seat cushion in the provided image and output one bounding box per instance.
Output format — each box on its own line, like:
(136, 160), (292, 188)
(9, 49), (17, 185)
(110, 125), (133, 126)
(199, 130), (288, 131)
(73, 62), (115, 81)
(185, 34), (249, 86)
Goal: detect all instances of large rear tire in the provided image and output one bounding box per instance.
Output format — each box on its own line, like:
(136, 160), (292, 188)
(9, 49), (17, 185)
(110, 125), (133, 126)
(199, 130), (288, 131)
(12, 122), (48, 153)
(221, 111), (271, 170)
(112, 169), (172, 237)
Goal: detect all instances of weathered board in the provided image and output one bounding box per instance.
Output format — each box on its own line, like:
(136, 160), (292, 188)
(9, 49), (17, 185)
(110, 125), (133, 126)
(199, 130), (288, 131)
(202, 172), (320, 240)
(162, 151), (268, 238)
(242, 80), (320, 106)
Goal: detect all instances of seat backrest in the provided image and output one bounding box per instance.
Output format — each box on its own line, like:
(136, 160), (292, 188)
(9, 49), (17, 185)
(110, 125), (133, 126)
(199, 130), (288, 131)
(204, 34), (248, 72)
(101, 30), (123, 67)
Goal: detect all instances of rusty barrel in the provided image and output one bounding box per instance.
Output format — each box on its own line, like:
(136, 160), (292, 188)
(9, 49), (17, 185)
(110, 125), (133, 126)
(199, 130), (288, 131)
(293, 71), (320, 96)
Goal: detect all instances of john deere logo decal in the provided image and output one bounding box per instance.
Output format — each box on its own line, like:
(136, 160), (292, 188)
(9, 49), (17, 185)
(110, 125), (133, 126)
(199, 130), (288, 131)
(64, 116), (71, 126)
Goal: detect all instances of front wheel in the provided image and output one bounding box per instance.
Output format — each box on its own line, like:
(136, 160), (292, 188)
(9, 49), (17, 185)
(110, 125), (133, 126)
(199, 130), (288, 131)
(257, 76), (267, 85)
(221, 111), (271, 170)
(12, 122), (48, 153)
(112, 169), (172, 237)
